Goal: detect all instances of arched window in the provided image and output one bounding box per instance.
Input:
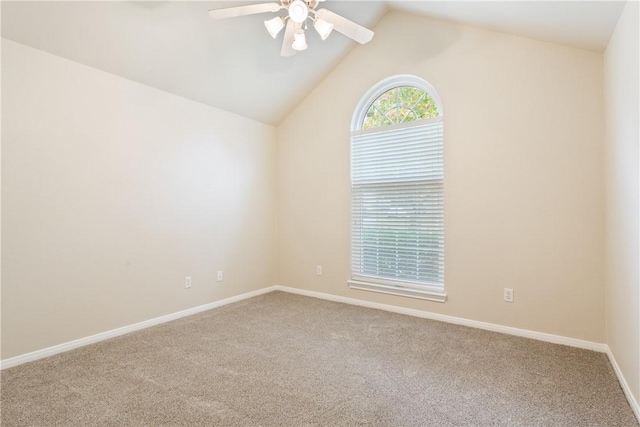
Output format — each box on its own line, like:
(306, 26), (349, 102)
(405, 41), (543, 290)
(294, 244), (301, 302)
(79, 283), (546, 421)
(349, 75), (446, 302)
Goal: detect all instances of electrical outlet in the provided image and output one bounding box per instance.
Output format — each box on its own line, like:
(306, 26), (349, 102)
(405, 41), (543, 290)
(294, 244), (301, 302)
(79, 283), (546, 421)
(504, 288), (514, 303)
(316, 265), (322, 276)
(217, 271), (223, 282)
(185, 276), (192, 289)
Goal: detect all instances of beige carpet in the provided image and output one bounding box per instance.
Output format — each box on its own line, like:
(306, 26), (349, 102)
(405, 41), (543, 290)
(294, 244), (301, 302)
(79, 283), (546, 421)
(1, 291), (637, 426)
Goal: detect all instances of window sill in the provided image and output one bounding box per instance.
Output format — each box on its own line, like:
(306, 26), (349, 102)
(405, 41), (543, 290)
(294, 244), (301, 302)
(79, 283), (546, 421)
(347, 280), (447, 303)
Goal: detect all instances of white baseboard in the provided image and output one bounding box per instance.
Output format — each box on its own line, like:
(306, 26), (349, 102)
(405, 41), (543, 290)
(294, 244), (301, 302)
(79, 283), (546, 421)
(0, 286), (277, 370)
(273, 285), (607, 352)
(606, 347), (640, 422)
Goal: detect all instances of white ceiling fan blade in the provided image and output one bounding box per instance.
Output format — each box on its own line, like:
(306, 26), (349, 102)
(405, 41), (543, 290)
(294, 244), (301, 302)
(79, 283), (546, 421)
(281, 19), (297, 57)
(315, 8), (374, 44)
(208, 3), (281, 20)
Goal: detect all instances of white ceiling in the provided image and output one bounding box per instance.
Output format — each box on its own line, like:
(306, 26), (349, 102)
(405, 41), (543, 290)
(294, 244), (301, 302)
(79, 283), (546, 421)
(1, 1), (625, 125)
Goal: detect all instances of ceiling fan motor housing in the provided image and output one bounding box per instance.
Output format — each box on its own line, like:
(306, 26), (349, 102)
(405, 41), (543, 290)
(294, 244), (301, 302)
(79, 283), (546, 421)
(288, 0), (309, 24)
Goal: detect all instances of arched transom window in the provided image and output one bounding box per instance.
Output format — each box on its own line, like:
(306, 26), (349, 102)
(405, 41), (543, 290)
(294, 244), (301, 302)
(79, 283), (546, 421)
(363, 86), (440, 129)
(349, 75), (446, 302)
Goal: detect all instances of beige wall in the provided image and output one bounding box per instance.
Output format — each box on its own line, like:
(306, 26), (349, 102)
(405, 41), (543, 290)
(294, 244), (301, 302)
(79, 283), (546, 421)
(277, 11), (605, 343)
(604, 0), (640, 406)
(1, 40), (277, 359)
(1, 10), (619, 361)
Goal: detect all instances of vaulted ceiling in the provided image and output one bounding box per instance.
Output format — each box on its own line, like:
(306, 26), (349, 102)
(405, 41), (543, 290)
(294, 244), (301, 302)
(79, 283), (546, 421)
(1, 1), (625, 125)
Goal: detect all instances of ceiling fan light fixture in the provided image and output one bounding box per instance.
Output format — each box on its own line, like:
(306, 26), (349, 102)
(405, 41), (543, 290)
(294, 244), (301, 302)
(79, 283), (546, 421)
(264, 16), (285, 38)
(292, 29), (308, 51)
(208, 1), (375, 57)
(313, 18), (333, 40)
(288, 0), (309, 24)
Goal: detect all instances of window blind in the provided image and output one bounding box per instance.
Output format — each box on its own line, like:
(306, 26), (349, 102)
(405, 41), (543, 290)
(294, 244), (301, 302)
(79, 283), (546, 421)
(351, 119), (444, 290)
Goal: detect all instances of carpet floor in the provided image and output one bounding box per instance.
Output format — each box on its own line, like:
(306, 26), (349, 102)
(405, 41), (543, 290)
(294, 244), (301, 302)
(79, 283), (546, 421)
(1, 291), (637, 426)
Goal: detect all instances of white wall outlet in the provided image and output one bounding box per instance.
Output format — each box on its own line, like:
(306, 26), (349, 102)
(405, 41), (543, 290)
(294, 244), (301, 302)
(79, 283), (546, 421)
(217, 271), (223, 282)
(185, 276), (192, 289)
(504, 288), (514, 302)
(316, 265), (322, 276)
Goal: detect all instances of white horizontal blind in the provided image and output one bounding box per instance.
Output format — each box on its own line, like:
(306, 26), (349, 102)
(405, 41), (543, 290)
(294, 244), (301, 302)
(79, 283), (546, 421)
(351, 119), (444, 290)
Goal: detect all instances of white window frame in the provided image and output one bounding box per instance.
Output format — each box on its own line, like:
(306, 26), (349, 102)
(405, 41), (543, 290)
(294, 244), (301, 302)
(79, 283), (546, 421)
(348, 75), (446, 303)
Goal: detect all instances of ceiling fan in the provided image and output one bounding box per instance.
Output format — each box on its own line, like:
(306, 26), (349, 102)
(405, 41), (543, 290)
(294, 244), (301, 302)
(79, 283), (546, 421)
(208, 0), (374, 57)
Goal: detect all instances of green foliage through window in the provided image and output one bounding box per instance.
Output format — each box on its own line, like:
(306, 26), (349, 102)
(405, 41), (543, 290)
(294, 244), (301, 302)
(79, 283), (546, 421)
(362, 86), (439, 130)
